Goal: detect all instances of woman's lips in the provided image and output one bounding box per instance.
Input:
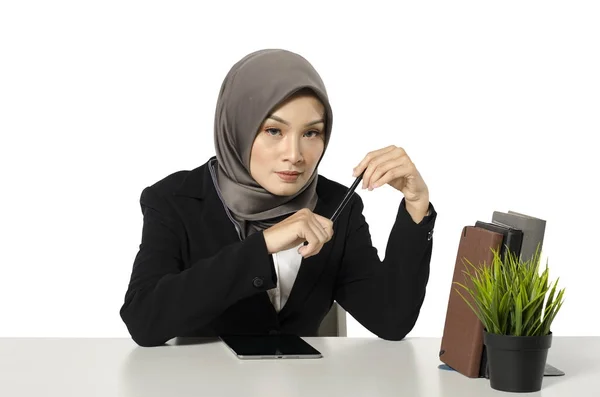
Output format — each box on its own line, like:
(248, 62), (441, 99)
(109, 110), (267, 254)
(276, 172), (301, 182)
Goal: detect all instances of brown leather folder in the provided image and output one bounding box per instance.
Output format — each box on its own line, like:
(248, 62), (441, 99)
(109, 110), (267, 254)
(439, 226), (503, 378)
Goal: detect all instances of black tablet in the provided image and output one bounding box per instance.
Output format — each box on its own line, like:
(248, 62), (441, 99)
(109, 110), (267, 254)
(220, 334), (322, 359)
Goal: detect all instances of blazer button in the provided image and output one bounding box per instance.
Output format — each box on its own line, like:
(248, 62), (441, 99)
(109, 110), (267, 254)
(269, 329), (280, 335)
(427, 230), (434, 241)
(252, 277), (264, 288)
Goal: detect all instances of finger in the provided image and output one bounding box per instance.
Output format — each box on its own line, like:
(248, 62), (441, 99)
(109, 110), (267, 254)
(368, 156), (411, 190)
(310, 220), (332, 246)
(309, 217), (329, 244)
(301, 219), (327, 257)
(303, 218), (331, 258)
(298, 227), (320, 257)
(371, 163), (416, 189)
(353, 145), (396, 178)
(299, 211), (328, 243)
(353, 145), (397, 177)
(315, 215), (334, 241)
(361, 148), (405, 189)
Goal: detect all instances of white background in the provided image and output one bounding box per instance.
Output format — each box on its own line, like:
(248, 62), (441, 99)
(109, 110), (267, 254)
(1, 1), (598, 338)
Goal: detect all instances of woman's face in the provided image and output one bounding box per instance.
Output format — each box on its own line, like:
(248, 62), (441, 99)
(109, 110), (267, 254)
(250, 92), (326, 196)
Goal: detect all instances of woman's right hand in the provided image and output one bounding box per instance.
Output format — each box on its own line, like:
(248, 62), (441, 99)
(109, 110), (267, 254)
(262, 208), (334, 258)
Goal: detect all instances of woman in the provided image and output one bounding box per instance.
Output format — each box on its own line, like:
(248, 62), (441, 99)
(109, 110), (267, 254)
(120, 49), (436, 347)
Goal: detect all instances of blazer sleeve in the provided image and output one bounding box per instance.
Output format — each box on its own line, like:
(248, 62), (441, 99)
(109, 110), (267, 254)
(119, 186), (277, 347)
(334, 194), (436, 341)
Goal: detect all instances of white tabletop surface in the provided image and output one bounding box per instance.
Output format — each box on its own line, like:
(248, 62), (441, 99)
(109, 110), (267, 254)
(0, 336), (598, 396)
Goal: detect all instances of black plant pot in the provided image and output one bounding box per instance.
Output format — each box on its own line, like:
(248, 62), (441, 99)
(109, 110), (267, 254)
(483, 331), (552, 393)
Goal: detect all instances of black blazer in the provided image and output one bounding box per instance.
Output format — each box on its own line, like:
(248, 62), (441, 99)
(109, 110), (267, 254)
(120, 157), (437, 347)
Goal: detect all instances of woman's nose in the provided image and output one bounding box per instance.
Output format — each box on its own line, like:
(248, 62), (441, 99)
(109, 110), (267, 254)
(282, 137), (304, 163)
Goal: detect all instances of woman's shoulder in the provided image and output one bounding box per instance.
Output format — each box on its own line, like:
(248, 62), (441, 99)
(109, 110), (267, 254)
(147, 169), (195, 194)
(143, 159), (212, 200)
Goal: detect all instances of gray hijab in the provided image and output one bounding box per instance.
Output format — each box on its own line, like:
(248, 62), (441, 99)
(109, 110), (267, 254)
(213, 49), (333, 239)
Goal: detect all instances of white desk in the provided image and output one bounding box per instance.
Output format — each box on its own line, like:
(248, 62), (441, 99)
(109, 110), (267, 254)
(0, 337), (598, 396)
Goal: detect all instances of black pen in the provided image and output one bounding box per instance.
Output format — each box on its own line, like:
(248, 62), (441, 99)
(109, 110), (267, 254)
(303, 169), (365, 246)
(330, 169), (365, 223)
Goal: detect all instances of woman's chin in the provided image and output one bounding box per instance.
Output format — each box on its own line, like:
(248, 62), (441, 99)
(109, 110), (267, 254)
(265, 180), (304, 196)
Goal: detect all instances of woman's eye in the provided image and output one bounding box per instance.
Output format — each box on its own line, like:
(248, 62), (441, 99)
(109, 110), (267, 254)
(265, 128), (281, 136)
(304, 130), (321, 138)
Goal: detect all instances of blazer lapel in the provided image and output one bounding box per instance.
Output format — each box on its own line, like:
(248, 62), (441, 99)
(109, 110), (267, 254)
(173, 157), (241, 247)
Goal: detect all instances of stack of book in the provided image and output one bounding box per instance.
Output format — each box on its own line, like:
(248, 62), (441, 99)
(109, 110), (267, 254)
(438, 211), (546, 378)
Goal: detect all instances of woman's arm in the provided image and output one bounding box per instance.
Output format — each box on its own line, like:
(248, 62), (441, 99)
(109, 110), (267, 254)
(119, 186), (276, 347)
(334, 194), (436, 340)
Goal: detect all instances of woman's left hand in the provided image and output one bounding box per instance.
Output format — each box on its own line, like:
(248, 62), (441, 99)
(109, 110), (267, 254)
(353, 145), (430, 221)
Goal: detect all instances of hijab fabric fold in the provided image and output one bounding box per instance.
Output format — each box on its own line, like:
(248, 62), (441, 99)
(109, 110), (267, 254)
(212, 49), (333, 239)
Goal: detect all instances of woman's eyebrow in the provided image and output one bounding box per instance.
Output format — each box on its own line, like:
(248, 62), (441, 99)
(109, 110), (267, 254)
(267, 115), (325, 127)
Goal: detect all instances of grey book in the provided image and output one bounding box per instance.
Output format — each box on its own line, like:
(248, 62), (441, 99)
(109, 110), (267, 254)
(491, 211), (546, 264)
(488, 210), (563, 378)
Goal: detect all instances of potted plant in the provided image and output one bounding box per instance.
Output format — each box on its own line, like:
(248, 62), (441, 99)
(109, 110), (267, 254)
(454, 247), (565, 393)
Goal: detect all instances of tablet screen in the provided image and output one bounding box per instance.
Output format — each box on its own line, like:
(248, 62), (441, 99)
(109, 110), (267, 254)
(220, 334), (322, 359)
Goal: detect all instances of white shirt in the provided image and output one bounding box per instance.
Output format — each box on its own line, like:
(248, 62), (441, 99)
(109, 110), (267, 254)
(267, 243), (304, 312)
